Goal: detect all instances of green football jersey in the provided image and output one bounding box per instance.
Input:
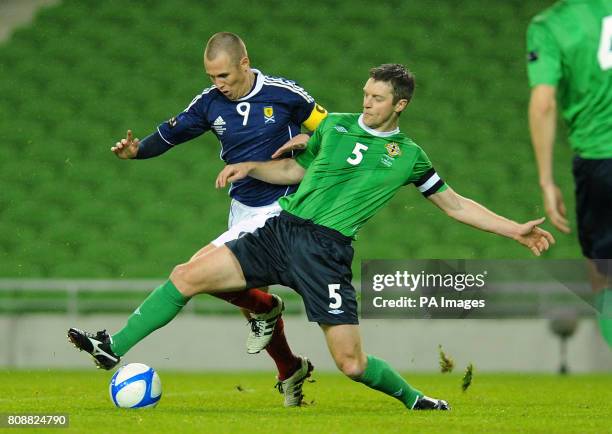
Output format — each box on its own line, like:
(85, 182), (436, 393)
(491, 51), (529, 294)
(279, 113), (447, 238)
(527, 0), (612, 158)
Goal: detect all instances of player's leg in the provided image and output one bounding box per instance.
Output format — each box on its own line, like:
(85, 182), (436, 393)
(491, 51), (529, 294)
(192, 242), (301, 378)
(587, 259), (612, 348)
(320, 323), (366, 377)
(212, 202), (302, 375)
(280, 214), (448, 410)
(189, 243), (216, 260)
(68, 245), (247, 369)
(589, 158), (612, 348)
(191, 231), (282, 337)
(223, 212), (314, 405)
(191, 239), (265, 322)
(242, 286), (302, 381)
(574, 156), (612, 348)
(320, 323), (448, 410)
(191, 244), (279, 316)
(191, 216), (302, 382)
(212, 202), (285, 344)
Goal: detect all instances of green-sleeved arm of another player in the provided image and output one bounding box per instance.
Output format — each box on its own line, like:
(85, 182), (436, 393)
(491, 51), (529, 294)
(526, 19), (561, 87)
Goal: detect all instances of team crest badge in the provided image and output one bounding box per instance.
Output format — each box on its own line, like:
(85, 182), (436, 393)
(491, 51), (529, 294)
(264, 106), (275, 124)
(385, 142), (401, 157)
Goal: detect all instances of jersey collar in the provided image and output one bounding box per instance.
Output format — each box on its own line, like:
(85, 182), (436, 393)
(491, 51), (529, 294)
(237, 68), (264, 101)
(357, 114), (400, 137)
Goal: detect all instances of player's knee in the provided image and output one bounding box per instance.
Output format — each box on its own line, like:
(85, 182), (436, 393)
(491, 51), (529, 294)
(169, 263), (194, 296)
(170, 262), (206, 297)
(335, 355), (366, 379)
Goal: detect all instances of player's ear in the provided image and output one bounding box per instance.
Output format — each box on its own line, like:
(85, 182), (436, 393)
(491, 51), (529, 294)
(239, 56), (250, 71)
(394, 98), (408, 113)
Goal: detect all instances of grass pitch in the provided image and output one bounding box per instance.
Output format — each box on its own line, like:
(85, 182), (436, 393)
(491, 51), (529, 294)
(0, 370), (610, 434)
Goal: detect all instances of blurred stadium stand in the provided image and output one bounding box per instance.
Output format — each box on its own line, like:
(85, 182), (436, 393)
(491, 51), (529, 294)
(0, 278), (596, 317)
(1, 279), (610, 372)
(0, 0), (60, 42)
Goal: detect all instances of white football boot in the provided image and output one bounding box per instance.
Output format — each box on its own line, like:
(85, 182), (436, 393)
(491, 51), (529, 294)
(275, 355), (314, 407)
(246, 294), (284, 354)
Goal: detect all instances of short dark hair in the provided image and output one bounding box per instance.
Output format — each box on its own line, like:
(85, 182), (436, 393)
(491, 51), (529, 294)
(205, 32), (247, 65)
(369, 64), (415, 104)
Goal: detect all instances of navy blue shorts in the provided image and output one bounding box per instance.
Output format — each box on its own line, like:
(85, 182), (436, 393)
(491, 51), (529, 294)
(573, 156), (612, 273)
(226, 211), (358, 325)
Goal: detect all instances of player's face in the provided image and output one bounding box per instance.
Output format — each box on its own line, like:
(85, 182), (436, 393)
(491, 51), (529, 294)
(362, 79), (407, 131)
(204, 53), (251, 101)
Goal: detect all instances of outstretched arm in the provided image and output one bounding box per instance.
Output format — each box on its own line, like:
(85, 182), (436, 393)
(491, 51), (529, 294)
(216, 158), (306, 188)
(111, 130), (174, 159)
(428, 187), (555, 256)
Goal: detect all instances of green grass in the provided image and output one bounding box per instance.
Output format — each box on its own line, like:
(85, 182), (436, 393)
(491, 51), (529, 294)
(1, 371), (610, 433)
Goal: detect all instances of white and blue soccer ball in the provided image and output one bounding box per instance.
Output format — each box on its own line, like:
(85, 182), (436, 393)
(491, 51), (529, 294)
(109, 363), (162, 409)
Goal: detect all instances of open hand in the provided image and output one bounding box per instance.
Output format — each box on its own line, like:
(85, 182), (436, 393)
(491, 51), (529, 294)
(215, 162), (253, 188)
(271, 133), (310, 159)
(541, 183), (570, 233)
(513, 217), (556, 256)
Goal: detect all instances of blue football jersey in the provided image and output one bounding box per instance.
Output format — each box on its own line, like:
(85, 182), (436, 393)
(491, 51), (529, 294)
(157, 69), (320, 207)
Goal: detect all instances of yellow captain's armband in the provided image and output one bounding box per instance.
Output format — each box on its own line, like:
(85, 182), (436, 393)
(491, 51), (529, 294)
(302, 103), (328, 131)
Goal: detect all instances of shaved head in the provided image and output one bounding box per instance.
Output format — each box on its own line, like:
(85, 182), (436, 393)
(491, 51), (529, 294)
(205, 32), (248, 65)
(203, 32), (254, 100)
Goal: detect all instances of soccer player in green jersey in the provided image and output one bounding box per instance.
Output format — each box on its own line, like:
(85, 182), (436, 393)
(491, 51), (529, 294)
(69, 64), (554, 410)
(527, 0), (612, 348)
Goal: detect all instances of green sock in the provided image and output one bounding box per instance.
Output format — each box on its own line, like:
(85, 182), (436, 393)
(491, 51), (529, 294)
(111, 280), (190, 357)
(595, 288), (612, 349)
(356, 355), (423, 409)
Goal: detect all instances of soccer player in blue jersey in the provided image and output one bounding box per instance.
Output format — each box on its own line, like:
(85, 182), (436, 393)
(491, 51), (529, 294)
(105, 32), (328, 406)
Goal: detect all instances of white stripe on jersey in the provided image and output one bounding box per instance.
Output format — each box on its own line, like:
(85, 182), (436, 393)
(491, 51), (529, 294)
(184, 86), (216, 112)
(417, 173), (441, 193)
(264, 76), (313, 101)
(157, 127), (174, 145)
(263, 77), (314, 103)
(263, 81), (313, 103)
(264, 75), (305, 89)
(282, 125), (294, 198)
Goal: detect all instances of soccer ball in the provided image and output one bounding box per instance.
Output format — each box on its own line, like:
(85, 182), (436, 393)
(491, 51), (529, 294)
(109, 363), (162, 409)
